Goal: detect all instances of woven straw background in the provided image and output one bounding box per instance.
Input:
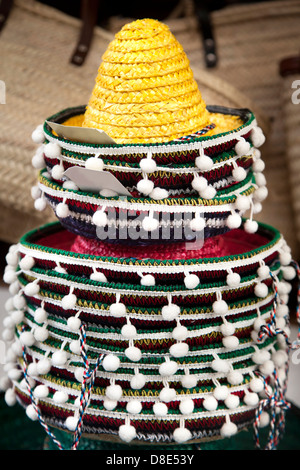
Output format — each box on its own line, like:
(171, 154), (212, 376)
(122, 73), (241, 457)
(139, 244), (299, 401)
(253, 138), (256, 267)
(1, 0), (300, 259)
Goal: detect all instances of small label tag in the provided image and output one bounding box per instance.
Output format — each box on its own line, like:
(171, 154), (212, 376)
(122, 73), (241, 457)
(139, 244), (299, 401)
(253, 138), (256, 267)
(46, 121), (116, 145)
(65, 167), (133, 197)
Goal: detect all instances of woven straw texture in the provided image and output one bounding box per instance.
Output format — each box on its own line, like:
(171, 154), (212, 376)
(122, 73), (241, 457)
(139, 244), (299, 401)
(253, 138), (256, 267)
(108, 0), (300, 258)
(281, 73), (300, 250)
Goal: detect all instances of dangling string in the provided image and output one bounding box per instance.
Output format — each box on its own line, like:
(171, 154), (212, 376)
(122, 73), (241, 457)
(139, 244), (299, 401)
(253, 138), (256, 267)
(20, 326), (64, 450)
(71, 323), (104, 450)
(20, 324), (105, 450)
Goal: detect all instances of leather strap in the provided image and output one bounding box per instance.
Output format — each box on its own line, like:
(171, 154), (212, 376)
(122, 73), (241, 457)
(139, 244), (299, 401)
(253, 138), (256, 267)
(0, 0), (14, 34)
(70, 0), (100, 66)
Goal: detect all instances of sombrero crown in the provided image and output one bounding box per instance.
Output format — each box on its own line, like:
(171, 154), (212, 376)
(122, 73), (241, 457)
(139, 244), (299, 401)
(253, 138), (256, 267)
(82, 18), (211, 143)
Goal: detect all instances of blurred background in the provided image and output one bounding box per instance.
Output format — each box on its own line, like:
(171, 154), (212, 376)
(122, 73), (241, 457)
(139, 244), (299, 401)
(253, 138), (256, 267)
(0, 0), (300, 405)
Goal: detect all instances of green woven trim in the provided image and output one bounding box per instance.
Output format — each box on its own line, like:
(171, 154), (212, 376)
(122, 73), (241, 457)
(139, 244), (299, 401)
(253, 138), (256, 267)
(20, 260), (281, 294)
(19, 221), (282, 268)
(39, 168), (256, 206)
(43, 105), (255, 151)
(51, 146), (250, 169)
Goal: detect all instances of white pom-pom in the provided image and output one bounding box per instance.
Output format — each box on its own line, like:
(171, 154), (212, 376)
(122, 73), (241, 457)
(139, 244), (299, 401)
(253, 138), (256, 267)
(200, 185), (217, 200)
(92, 210), (107, 227)
(249, 376), (264, 393)
(121, 322), (137, 339)
(162, 303), (180, 321)
(259, 359), (275, 376)
(32, 151), (45, 169)
(253, 316), (265, 332)
(279, 251), (292, 266)
(272, 350), (288, 367)
(213, 384), (229, 401)
(277, 280), (292, 295)
(142, 214), (159, 232)
(258, 411), (270, 428)
(19, 255), (35, 271)
(190, 215), (205, 232)
(56, 202), (69, 219)
(119, 423), (136, 443)
(227, 369), (243, 385)
(26, 404), (38, 421)
(224, 393), (240, 409)
(192, 175), (208, 192)
(34, 307), (47, 324)
(44, 142), (61, 159)
(31, 185), (42, 200)
(179, 398), (194, 415)
(103, 398), (117, 411)
(257, 264), (269, 280)
(184, 273), (199, 290)
(52, 350), (68, 366)
(213, 298), (228, 315)
(153, 402), (168, 416)
(61, 292), (77, 310)
(125, 345), (142, 362)
(67, 315), (81, 332)
(232, 165), (247, 182)
(140, 274), (155, 286)
(130, 373), (146, 390)
(36, 358), (52, 375)
(244, 219), (258, 234)
(90, 271), (107, 282)
(110, 302), (126, 317)
(159, 386), (176, 403)
(235, 195), (251, 211)
(203, 396), (218, 411)
(34, 197), (47, 212)
(181, 373), (197, 389)
(226, 212), (242, 229)
(220, 415), (237, 437)
(3, 269), (17, 285)
(172, 324), (188, 341)
(62, 180), (78, 191)
(33, 384), (49, 399)
(173, 427), (192, 443)
(276, 304), (289, 317)
(253, 186), (268, 202)
(159, 360), (178, 377)
(65, 416), (78, 432)
(282, 266), (296, 281)
(140, 157), (156, 173)
(24, 281), (40, 297)
(255, 172), (267, 187)
(251, 127), (265, 148)
(102, 355), (120, 372)
(20, 331), (35, 347)
(252, 348), (271, 365)
(106, 383), (123, 401)
(53, 390), (68, 404)
(211, 357), (230, 373)
(51, 164), (65, 180)
(34, 326), (49, 342)
(137, 178), (154, 196)
(31, 126), (45, 144)
(85, 157), (104, 171)
(222, 335), (239, 349)
(126, 400), (142, 414)
(169, 342), (189, 358)
(235, 137), (250, 156)
(226, 271), (241, 288)
(2, 328), (14, 342)
(70, 339), (81, 355)
(150, 187), (169, 200)
(13, 294), (26, 310)
(253, 202), (262, 214)
(254, 282), (268, 298)
(195, 153), (214, 171)
(74, 368), (84, 382)
(244, 390), (259, 406)
(5, 388), (16, 407)
(253, 159), (265, 173)
(11, 309), (25, 324)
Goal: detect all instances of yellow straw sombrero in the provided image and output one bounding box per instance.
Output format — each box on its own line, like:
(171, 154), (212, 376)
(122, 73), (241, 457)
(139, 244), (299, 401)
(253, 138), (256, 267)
(65, 18), (243, 144)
